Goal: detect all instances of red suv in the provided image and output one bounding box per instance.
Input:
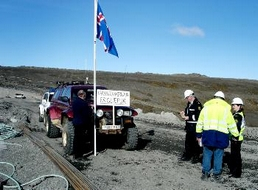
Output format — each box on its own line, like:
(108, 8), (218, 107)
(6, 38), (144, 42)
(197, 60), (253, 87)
(45, 81), (139, 154)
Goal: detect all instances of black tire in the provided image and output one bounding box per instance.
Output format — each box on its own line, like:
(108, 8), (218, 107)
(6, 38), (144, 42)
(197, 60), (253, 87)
(43, 112), (47, 125)
(124, 127), (138, 150)
(38, 109), (44, 122)
(62, 121), (75, 155)
(45, 114), (60, 138)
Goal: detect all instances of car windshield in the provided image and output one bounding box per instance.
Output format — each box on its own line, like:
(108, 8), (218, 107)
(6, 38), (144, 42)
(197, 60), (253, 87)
(71, 88), (94, 102)
(72, 87), (107, 102)
(86, 89), (94, 101)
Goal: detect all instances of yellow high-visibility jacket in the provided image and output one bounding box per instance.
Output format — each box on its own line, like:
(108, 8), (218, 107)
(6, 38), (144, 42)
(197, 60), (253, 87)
(233, 111), (245, 141)
(196, 98), (239, 149)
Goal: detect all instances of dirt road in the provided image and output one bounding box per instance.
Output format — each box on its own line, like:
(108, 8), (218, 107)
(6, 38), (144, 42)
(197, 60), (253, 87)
(1, 87), (258, 190)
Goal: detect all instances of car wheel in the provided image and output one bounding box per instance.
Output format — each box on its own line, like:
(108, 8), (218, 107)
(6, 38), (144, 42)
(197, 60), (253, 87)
(124, 127), (138, 150)
(43, 112), (47, 125)
(62, 120), (75, 155)
(38, 109), (44, 122)
(45, 114), (60, 138)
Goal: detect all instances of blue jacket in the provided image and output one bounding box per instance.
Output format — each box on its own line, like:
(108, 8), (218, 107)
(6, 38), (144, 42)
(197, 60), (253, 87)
(72, 97), (91, 126)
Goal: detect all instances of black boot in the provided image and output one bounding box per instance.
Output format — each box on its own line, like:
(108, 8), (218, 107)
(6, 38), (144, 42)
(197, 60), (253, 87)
(180, 153), (191, 161)
(191, 156), (199, 164)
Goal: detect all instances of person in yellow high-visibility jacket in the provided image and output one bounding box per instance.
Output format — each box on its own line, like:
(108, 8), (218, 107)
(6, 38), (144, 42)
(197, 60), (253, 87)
(229, 97), (246, 178)
(196, 91), (239, 182)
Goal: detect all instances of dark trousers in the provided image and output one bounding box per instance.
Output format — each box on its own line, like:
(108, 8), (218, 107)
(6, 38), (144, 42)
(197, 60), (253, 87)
(230, 140), (242, 177)
(73, 125), (86, 158)
(184, 131), (202, 158)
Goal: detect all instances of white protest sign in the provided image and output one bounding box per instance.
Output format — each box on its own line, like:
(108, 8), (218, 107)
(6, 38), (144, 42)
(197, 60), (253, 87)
(97, 89), (130, 106)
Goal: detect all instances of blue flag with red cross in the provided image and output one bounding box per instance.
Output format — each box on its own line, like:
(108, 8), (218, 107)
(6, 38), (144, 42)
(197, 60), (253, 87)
(96, 3), (119, 57)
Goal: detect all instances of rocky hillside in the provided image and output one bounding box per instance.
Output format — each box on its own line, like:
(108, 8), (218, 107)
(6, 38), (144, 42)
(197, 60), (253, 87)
(0, 66), (257, 127)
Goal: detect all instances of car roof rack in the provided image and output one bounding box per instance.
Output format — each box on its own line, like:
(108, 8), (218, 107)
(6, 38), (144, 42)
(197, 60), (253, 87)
(56, 80), (92, 87)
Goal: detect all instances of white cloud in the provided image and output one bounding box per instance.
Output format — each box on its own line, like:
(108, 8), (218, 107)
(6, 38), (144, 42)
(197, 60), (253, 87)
(172, 25), (205, 37)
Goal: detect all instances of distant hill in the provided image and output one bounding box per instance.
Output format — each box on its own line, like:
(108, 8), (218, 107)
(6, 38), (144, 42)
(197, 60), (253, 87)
(0, 66), (257, 127)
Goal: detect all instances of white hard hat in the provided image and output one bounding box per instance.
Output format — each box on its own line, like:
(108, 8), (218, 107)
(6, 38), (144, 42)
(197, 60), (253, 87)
(214, 91), (225, 99)
(184, 89), (194, 99)
(232, 97), (244, 105)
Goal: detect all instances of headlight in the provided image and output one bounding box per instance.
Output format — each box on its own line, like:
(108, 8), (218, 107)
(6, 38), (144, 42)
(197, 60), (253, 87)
(117, 109), (123, 117)
(96, 109), (104, 117)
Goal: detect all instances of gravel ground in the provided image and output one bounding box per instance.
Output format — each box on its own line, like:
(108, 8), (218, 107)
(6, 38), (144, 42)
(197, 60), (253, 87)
(1, 87), (258, 190)
(0, 87), (70, 189)
(0, 135), (69, 190)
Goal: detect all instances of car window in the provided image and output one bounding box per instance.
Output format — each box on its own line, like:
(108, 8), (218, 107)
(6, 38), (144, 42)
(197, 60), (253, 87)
(71, 88), (80, 101)
(43, 93), (48, 100)
(53, 88), (62, 100)
(49, 94), (54, 101)
(62, 87), (71, 99)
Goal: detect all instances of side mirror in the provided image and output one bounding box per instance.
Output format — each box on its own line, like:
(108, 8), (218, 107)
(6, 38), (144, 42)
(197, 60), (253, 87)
(60, 96), (69, 102)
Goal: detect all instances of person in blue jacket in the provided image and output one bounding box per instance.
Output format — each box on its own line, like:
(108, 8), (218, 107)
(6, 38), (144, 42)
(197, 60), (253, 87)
(72, 89), (92, 159)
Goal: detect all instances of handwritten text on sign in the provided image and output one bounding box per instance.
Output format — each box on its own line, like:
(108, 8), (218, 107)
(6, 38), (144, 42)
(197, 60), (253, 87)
(97, 90), (130, 106)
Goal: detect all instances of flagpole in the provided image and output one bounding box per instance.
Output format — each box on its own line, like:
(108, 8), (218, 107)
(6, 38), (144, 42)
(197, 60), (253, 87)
(93, 0), (97, 156)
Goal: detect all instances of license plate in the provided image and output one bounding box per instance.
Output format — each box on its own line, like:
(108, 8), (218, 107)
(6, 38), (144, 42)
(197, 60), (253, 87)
(102, 125), (121, 130)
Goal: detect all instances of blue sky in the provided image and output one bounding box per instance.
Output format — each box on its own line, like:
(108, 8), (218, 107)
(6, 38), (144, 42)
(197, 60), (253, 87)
(1, 0), (257, 80)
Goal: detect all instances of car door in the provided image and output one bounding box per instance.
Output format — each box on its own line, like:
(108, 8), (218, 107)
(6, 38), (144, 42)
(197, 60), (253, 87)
(42, 92), (49, 108)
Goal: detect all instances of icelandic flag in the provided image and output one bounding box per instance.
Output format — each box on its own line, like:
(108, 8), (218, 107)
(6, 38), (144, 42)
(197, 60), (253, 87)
(96, 3), (119, 57)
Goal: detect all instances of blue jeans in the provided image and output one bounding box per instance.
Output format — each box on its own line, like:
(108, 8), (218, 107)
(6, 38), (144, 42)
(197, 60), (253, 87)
(202, 146), (224, 175)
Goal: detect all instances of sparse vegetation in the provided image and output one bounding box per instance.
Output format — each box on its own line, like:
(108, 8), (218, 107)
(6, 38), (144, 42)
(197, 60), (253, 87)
(0, 66), (257, 127)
